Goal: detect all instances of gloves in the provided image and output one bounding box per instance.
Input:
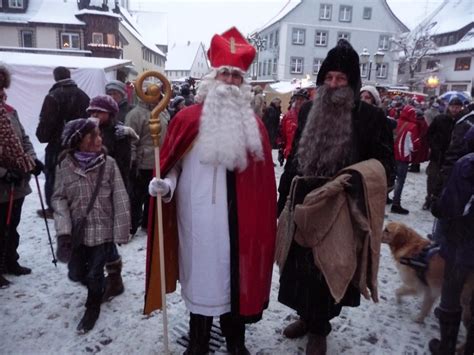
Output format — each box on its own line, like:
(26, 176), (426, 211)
(148, 177), (171, 197)
(115, 125), (139, 140)
(56, 234), (72, 263)
(2, 170), (26, 185)
(278, 148), (285, 167)
(31, 158), (45, 176)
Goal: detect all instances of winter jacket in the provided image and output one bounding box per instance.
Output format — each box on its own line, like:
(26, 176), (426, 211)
(0, 105), (36, 203)
(52, 153), (130, 247)
(251, 93), (265, 118)
(262, 103), (281, 149)
(277, 107), (299, 158)
(125, 101), (169, 170)
(427, 114), (456, 165)
(277, 100), (395, 215)
(411, 116), (429, 164)
(100, 118), (132, 188)
(432, 152), (474, 267)
(36, 79), (89, 169)
(394, 106), (421, 163)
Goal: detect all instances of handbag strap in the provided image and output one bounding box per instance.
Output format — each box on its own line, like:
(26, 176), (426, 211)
(84, 157), (106, 216)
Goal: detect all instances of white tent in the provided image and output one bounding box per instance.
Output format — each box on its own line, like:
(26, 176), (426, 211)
(0, 52), (132, 157)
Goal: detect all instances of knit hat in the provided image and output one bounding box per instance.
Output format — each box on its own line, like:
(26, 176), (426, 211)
(360, 85), (381, 106)
(105, 80), (127, 97)
(317, 39), (361, 94)
(449, 96), (463, 106)
(61, 118), (97, 149)
(87, 95), (119, 114)
(0, 64), (11, 89)
(208, 27), (256, 72)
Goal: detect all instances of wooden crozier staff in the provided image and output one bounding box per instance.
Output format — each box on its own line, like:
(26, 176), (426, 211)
(135, 71), (172, 353)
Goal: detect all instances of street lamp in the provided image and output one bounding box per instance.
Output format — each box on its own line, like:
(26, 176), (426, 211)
(359, 48), (385, 82)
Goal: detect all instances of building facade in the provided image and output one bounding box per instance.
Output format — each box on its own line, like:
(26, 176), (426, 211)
(251, 0), (408, 86)
(165, 42), (209, 81)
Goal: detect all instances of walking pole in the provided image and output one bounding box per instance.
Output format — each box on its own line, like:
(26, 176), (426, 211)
(33, 175), (57, 267)
(135, 71), (172, 354)
(0, 183), (15, 275)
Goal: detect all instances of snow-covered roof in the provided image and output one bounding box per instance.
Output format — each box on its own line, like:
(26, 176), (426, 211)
(165, 42), (203, 71)
(0, 52), (131, 70)
(0, 0), (84, 25)
(420, 0), (473, 35)
(76, 9), (121, 19)
(118, 6), (165, 57)
(252, 0), (302, 33)
(130, 11), (168, 47)
(433, 27), (474, 54)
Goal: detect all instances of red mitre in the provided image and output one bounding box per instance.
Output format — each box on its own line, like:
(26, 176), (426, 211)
(207, 27), (256, 72)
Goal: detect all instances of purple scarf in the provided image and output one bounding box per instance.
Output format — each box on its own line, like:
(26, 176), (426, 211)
(73, 151), (102, 170)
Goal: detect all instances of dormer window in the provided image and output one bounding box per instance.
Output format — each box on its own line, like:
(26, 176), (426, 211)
(9, 0), (24, 8)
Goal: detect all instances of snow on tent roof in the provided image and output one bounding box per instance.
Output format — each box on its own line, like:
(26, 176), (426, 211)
(0, 52), (131, 70)
(165, 42), (202, 71)
(421, 0), (473, 35)
(0, 0), (83, 25)
(119, 6), (165, 57)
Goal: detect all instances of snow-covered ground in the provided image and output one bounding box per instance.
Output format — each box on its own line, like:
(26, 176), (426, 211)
(1, 159), (454, 354)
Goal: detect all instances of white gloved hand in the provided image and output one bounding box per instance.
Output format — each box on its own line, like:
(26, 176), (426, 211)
(148, 177), (171, 197)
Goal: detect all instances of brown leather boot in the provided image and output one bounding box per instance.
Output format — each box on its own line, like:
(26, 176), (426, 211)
(306, 333), (327, 355)
(283, 318), (308, 339)
(102, 258), (124, 302)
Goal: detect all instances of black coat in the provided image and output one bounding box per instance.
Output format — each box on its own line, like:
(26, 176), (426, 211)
(116, 100), (133, 124)
(36, 79), (90, 169)
(277, 99), (395, 323)
(427, 114), (456, 165)
(277, 100), (395, 215)
(262, 103), (281, 149)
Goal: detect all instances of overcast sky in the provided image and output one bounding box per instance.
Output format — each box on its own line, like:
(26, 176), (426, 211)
(128, 0), (444, 46)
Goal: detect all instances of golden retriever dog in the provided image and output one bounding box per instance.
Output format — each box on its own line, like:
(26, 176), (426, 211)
(382, 221), (445, 323)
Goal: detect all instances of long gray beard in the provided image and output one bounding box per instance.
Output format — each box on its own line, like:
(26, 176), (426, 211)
(297, 84), (354, 177)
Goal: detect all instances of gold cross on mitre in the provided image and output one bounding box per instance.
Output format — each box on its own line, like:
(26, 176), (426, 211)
(229, 37), (236, 53)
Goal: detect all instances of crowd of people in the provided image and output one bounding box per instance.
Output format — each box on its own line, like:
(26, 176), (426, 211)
(0, 26), (473, 355)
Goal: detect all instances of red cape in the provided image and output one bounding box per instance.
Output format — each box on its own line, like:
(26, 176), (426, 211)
(144, 104), (277, 318)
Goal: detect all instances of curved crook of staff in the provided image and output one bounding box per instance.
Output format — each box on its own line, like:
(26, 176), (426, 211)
(135, 71), (172, 354)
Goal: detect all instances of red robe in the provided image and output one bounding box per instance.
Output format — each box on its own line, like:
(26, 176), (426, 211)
(144, 104), (277, 320)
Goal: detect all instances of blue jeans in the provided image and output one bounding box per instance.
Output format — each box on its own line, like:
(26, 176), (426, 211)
(68, 242), (116, 292)
(392, 161), (409, 206)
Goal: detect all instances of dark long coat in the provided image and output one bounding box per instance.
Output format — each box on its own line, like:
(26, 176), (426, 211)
(277, 99), (395, 324)
(262, 103), (281, 149)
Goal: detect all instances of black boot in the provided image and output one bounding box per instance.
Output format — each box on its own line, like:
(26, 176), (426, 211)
(102, 257), (124, 302)
(220, 313), (250, 355)
(183, 313), (213, 355)
(429, 307), (462, 355)
(77, 281), (103, 334)
(0, 274), (10, 288)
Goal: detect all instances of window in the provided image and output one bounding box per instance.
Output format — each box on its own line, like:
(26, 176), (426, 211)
(426, 60), (440, 70)
(290, 57), (304, 74)
(107, 34), (116, 46)
(61, 32), (80, 50)
(273, 58), (278, 74)
(258, 62), (262, 76)
(274, 30), (279, 47)
(376, 63), (388, 78)
(269, 33), (273, 49)
(313, 58), (323, 74)
(363, 7), (372, 19)
(21, 30), (33, 48)
(439, 84), (448, 95)
(337, 32), (350, 41)
(263, 60), (267, 76)
(360, 63), (368, 77)
(320, 4), (332, 20)
(92, 33), (103, 44)
(378, 35), (390, 50)
(339, 5), (352, 22)
(263, 35), (268, 50)
(315, 31), (328, 46)
(451, 84), (468, 92)
(9, 0), (23, 8)
(268, 59), (273, 75)
(454, 57), (471, 71)
(292, 28), (305, 45)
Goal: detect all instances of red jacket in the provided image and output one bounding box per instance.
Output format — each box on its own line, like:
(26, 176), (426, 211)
(277, 107), (299, 158)
(394, 106), (421, 162)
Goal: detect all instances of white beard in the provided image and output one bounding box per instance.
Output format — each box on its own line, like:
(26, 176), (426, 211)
(196, 77), (263, 171)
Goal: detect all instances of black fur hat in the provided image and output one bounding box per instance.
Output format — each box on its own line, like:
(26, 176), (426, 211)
(316, 39), (361, 94)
